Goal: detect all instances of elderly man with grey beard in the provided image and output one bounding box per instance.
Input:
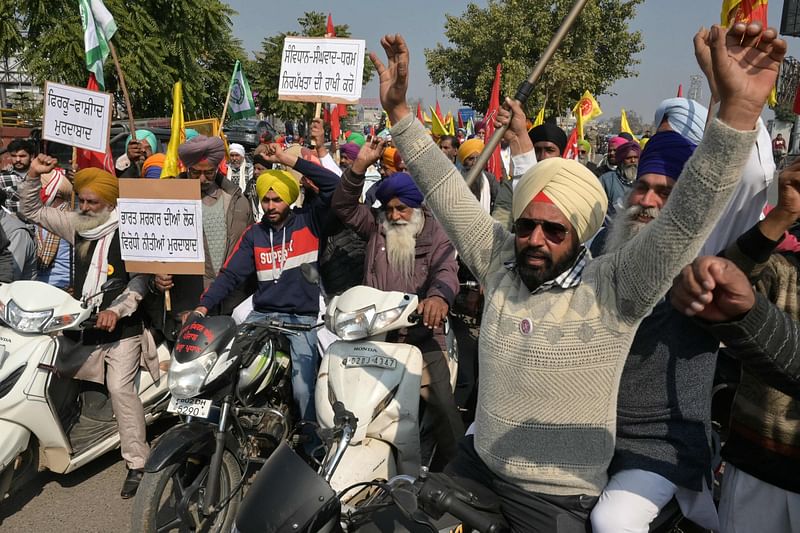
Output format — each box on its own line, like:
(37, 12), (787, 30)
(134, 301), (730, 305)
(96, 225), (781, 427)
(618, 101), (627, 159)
(598, 140), (641, 221)
(332, 136), (462, 468)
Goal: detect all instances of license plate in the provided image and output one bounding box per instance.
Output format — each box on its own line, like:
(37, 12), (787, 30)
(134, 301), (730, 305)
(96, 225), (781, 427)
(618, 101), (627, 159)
(167, 397), (213, 418)
(344, 355), (397, 370)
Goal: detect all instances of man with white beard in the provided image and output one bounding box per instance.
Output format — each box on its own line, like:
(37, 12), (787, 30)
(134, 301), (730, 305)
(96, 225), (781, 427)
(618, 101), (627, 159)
(19, 156), (157, 499)
(332, 137), (461, 467)
(598, 140), (641, 221)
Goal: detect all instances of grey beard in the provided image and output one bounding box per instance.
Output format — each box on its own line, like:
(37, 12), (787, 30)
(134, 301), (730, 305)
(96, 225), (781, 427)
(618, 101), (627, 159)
(620, 164), (638, 184)
(381, 208), (424, 281)
(603, 203), (660, 255)
(70, 208), (111, 234)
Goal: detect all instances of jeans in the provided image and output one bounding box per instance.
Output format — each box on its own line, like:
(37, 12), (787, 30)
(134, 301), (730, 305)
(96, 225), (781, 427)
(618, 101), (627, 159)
(245, 311), (319, 423)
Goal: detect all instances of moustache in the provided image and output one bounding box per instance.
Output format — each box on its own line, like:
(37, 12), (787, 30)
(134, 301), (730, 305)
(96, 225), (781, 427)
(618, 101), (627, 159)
(627, 204), (660, 221)
(517, 246), (552, 266)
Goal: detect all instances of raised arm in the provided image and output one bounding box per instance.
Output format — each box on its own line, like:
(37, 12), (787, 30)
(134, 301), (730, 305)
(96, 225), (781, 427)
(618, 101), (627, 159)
(331, 138), (385, 239)
(20, 155), (76, 244)
(373, 35), (511, 284)
(612, 22), (786, 321)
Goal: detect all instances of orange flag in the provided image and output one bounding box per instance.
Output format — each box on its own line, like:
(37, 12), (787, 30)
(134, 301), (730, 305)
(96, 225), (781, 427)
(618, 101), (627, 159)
(326, 13), (336, 37)
(416, 102), (424, 124)
(435, 100), (444, 122)
(721, 0), (768, 26)
(483, 63), (504, 181)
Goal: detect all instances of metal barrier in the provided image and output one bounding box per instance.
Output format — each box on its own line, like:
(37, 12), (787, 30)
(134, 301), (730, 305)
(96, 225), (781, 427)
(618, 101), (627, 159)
(0, 108), (22, 127)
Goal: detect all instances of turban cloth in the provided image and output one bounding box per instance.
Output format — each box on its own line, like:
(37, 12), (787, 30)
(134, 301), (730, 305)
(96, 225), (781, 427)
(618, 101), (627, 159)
(252, 153), (272, 169)
(375, 172), (424, 208)
(125, 130), (157, 153)
(381, 147), (402, 174)
(142, 153), (165, 179)
(339, 142), (360, 161)
(577, 139), (592, 152)
(185, 128), (200, 141)
(614, 141), (642, 165)
(178, 135), (226, 168)
(458, 138), (484, 164)
(74, 168), (119, 207)
(528, 123), (568, 155)
(256, 170), (300, 205)
(513, 158), (607, 243)
(229, 143), (246, 157)
(637, 131), (697, 181)
(346, 132), (366, 147)
(608, 136), (628, 150)
(654, 98), (708, 145)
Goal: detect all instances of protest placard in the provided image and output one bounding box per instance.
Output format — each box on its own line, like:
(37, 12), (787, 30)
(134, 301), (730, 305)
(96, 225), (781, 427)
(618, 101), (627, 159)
(278, 37), (365, 104)
(42, 81), (112, 153)
(117, 179), (205, 275)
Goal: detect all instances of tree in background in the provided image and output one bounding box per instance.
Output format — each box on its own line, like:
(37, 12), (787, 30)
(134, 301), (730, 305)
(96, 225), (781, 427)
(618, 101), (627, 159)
(0, 0), (245, 118)
(252, 11), (374, 121)
(425, 0), (644, 118)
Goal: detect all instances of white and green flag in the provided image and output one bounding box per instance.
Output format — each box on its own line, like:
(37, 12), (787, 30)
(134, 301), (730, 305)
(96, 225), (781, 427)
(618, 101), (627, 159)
(227, 60), (257, 120)
(78, 0), (117, 90)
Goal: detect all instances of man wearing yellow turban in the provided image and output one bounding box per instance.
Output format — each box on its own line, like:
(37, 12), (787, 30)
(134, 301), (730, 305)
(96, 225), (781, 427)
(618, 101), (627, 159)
(20, 155), (158, 499)
(372, 27), (781, 530)
(193, 142), (340, 437)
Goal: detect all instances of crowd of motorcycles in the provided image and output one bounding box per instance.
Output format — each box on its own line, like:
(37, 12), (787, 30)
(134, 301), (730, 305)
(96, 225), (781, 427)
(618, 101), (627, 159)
(0, 278), (732, 532)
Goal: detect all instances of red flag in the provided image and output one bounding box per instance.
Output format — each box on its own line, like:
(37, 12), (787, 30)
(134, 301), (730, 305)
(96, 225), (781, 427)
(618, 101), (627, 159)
(323, 105), (331, 124)
(677, 84), (683, 98)
(435, 100), (444, 122)
(483, 64), (504, 181)
(416, 102), (424, 123)
(563, 128), (580, 160)
(75, 73), (114, 173)
(723, 0), (768, 27)
(326, 13), (336, 37)
(458, 112), (464, 130)
(330, 105), (341, 142)
(337, 103), (347, 117)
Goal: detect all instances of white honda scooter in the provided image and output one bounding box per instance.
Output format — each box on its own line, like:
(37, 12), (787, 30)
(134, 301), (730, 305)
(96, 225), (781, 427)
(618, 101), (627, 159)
(316, 285), (458, 497)
(0, 279), (171, 500)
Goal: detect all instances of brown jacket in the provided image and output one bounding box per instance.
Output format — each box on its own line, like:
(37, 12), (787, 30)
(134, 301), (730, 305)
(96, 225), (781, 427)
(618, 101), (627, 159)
(332, 168), (459, 354)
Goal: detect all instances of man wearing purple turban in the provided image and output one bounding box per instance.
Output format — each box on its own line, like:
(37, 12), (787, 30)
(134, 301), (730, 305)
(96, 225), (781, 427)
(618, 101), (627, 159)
(332, 138), (462, 469)
(597, 140), (641, 220)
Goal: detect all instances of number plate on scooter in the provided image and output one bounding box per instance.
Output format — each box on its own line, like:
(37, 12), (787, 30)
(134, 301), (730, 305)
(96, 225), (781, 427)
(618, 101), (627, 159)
(344, 355), (397, 370)
(167, 397), (213, 418)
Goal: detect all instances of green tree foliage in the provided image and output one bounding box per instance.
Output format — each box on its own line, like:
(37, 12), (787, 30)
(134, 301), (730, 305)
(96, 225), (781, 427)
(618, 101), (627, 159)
(252, 11), (374, 121)
(425, 0), (644, 117)
(4, 0), (245, 118)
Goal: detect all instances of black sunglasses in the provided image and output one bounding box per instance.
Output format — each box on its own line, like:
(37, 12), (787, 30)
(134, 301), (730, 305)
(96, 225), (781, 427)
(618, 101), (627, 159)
(513, 218), (570, 243)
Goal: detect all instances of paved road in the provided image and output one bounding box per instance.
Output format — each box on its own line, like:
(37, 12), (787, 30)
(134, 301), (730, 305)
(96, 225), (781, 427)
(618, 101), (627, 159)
(0, 420), (174, 533)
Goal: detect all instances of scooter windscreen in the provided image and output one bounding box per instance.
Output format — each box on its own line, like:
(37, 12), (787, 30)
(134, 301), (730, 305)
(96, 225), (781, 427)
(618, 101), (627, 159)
(173, 315), (237, 364)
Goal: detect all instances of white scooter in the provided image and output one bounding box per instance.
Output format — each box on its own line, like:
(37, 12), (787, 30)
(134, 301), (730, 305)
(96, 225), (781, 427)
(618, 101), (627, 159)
(0, 279), (171, 500)
(316, 285), (458, 497)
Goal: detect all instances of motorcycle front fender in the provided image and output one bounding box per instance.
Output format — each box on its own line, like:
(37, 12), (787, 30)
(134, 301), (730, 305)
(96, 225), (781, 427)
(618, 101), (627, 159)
(144, 422), (216, 473)
(0, 420), (31, 472)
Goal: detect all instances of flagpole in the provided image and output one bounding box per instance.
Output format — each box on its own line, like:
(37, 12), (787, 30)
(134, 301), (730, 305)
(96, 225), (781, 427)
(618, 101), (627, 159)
(465, 0), (589, 188)
(107, 42), (138, 142)
(219, 83), (233, 128)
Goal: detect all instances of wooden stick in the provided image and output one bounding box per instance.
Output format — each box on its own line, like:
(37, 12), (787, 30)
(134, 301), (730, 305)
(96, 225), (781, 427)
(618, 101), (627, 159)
(165, 289), (172, 312)
(315, 102), (322, 119)
(108, 41), (137, 143)
(219, 79), (234, 129)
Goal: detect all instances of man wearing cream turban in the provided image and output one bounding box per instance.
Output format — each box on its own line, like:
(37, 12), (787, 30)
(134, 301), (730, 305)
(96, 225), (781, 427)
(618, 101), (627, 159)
(373, 26), (779, 529)
(193, 141), (341, 438)
(19, 155), (159, 499)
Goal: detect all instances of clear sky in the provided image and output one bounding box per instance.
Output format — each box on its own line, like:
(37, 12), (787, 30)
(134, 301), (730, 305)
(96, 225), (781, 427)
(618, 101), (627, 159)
(226, 0), (799, 123)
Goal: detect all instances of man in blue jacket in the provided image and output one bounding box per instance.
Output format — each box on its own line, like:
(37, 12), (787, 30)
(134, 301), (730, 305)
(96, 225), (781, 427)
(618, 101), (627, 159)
(193, 143), (339, 425)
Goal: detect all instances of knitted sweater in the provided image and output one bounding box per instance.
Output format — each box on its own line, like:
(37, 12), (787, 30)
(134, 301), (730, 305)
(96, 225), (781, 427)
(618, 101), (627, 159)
(390, 113), (756, 496)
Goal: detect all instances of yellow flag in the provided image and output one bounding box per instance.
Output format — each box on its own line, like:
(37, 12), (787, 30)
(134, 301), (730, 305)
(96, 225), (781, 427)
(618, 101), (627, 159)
(572, 91), (603, 140)
(162, 81), (185, 179)
(620, 108), (639, 144)
(532, 107), (545, 129)
(445, 111), (455, 136)
(430, 106), (449, 136)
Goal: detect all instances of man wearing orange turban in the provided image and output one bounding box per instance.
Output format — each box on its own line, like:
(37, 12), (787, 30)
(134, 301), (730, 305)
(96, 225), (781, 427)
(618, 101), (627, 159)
(20, 155), (157, 499)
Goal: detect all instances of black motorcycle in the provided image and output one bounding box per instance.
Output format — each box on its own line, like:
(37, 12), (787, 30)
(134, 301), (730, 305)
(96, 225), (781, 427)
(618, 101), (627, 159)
(131, 315), (314, 533)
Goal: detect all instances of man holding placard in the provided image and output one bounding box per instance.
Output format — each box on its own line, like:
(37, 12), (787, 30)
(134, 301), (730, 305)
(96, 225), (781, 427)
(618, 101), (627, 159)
(20, 155), (156, 499)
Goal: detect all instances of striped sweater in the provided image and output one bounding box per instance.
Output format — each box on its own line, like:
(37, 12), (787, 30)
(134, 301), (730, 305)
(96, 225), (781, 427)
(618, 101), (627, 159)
(390, 113), (756, 496)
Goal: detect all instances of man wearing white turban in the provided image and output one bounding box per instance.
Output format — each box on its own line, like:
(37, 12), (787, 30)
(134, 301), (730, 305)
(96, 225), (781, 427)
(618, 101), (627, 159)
(371, 22), (786, 531)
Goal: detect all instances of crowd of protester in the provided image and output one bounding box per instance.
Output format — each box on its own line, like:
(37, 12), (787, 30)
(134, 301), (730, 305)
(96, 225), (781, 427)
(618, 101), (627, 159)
(1, 19), (798, 532)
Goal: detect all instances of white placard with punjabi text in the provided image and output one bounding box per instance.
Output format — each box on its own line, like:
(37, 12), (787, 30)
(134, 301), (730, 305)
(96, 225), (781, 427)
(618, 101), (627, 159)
(278, 37), (365, 104)
(42, 81), (112, 153)
(117, 199), (205, 263)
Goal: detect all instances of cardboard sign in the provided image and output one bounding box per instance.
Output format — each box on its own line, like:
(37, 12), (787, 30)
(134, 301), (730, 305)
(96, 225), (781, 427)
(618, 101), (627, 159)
(278, 37), (365, 104)
(42, 81), (112, 153)
(185, 118), (221, 138)
(117, 179), (205, 275)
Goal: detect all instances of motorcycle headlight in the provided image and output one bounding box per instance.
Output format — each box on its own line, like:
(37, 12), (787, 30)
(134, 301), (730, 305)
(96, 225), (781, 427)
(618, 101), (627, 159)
(331, 305), (376, 340)
(43, 313), (81, 333)
(3, 300), (54, 333)
(168, 351), (218, 399)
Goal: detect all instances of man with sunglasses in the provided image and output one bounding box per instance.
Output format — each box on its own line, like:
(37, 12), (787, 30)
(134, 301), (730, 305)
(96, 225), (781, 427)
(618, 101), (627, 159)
(370, 22), (785, 531)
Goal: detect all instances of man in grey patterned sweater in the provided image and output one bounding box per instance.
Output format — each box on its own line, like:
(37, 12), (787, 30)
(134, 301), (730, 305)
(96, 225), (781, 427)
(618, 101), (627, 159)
(370, 23), (786, 531)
